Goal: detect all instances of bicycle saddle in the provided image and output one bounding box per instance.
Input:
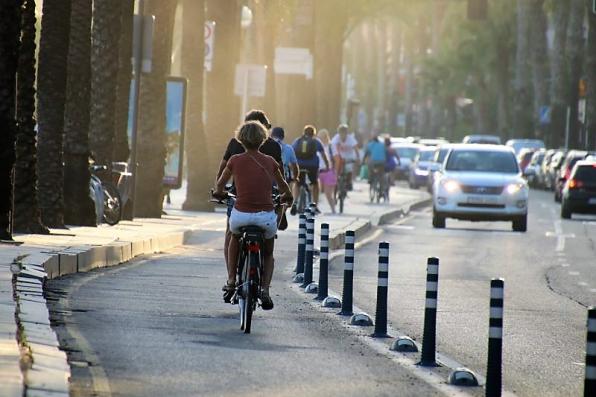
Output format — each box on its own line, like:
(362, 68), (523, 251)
(240, 226), (265, 241)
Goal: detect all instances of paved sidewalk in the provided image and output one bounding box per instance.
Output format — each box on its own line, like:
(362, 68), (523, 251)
(1, 180), (429, 396)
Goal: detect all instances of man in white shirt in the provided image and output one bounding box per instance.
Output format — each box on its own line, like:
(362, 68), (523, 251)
(331, 124), (359, 189)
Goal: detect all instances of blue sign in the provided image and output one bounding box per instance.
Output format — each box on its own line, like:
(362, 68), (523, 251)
(539, 106), (551, 125)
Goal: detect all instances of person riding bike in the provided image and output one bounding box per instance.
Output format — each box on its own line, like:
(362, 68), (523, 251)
(290, 125), (330, 215)
(215, 110), (282, 286)
(384, 136), (400, 187)
(271, 126), (299, 187)
(331, 124), (359, 191)
(213, 121), (293, 310)
(363, 135), (387, 196)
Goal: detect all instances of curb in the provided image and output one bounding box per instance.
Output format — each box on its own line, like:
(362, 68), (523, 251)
(11, 228), (194, 396)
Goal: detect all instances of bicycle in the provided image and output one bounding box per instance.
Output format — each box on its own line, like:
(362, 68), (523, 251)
(211, 190), (285, 334)
(368, 164), (388, 203)
(89, 165), (122, 225)
(335, 160), (355, 214)
(295, 168), (312, 214)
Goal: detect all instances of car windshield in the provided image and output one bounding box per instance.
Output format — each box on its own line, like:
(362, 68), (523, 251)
(396, 147), (418, 159)
(436, 148), (449, 163)
(574, 165), (596, 181)
(445, 150), (518, 173)
(419, 150), (434, 161)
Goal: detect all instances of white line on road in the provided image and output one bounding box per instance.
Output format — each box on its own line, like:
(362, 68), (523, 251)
(578, 282), (588, 287)
(568, 271), (580, 276)
(561, 263), (570, 267)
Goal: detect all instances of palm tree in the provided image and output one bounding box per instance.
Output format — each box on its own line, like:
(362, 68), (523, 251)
(14, 0), (49, 234)
(587, 0), (596, 150)
(180, 0), (211, 211)
(37, 0), (71, 228)
(135, 0), (176, 217)
(63, 0), (96, 226)
(566, 0), (585, 148)
(0, 0), (20, 240)
(89, 0), (122, 169)
(549, 0), (570, 148)
(204, 0), (241, 172)
(512, 0), (534, 137)
(113, 0), (134, 163)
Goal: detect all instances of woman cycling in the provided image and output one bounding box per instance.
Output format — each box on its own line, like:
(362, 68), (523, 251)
(213, 121), (293, 310)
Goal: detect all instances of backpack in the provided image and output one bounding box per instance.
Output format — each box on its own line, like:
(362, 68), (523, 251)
(295, 136), (317, 160)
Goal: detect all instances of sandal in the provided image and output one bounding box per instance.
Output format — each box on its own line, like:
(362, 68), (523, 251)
(260, 289), (274, 310)
(222, 281), (235, 303)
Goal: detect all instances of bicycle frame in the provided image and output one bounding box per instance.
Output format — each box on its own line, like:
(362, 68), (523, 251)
(235, 226), (265, 334)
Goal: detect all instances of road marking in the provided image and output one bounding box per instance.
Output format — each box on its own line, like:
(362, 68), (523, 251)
(385, 225), (415, 230)
(568, 271), (580, 276)
(561, 263), (570, 267)
(582, 221), (596, 226)
(557, 257), (566, 261)
(547, 221), (575, 252)
(578, 282), (588, 287)
(590, 289), (596, 293)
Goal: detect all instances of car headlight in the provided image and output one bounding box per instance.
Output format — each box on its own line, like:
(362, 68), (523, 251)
(441, 179), (460, 193)
(505, 183), (524, 194)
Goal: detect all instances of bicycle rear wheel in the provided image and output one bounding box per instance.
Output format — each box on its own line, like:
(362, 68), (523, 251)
(102, 182), (122, 225)
(243, 251), (261, 334)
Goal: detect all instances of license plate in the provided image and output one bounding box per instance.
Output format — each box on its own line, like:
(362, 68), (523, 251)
(589, 198), (596, 205)
(467, 195), (498, 205)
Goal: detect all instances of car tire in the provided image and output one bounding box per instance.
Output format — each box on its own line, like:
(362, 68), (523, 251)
(512, 215), (527, 232)
(432, 210), (445, 229)
(560, 200), (572, 219)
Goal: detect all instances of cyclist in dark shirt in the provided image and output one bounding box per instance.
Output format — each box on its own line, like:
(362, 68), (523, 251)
(214, 110), (283, 296)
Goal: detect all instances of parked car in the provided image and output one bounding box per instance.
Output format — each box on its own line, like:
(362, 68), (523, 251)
(538, 149), (557, 189)
(560, 160), (596, 218)
(544, 149), (566, 191)
(432, 144), (528, 232)
(462, 134), (502, 145)
(419, 138), (449, 147)
(517, 148), (536, 173)
(427, 144), (455, 193)
(523, 149), (545, 187)
(555, 150), (591, 202)
(408, 146), (435, 189)
(390, 142), (421, 180)
(505, 138), (545, 156)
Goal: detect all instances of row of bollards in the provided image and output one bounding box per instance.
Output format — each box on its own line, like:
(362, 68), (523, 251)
(292, 216), (594, 397)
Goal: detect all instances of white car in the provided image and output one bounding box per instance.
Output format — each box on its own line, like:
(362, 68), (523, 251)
(432, 144), (529, 232)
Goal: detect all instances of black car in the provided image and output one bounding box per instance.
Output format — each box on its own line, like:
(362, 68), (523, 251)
(560, 160), (596, 219)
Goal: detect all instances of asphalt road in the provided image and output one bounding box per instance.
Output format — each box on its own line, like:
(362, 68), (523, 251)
(326, 187), (596, 397)
(48, 223), (447, 397)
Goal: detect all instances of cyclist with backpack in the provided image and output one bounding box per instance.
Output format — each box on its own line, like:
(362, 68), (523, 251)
(290, 125), (330, 215)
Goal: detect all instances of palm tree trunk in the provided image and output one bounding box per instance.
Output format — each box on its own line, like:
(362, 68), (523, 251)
(0, 0), (20, 240)
(14, 0), (49, 234)
(113, 0), (134, 162)
(180, 0), (211, 211)
(529, 0), (549, 141)
(135, 0), (176, 217)
(89, 0), (123, 169)
(512, 0), (534, 137)
(63, 0), (96, 226)
(204, 0), (241, 172)
(314, 0), (347, 132)
(566, 0), (585, 148)
(37, 0), (71, 228)
(549, 0), (570, 148)
(586, 0), (596, 150)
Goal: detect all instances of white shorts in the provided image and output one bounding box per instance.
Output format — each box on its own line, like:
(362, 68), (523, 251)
(229, 208), (277, 239)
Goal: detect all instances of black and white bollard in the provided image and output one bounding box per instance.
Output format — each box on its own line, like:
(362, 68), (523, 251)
(315, 223), (329, 301)
(419, 257), (439, 366)
(301, 213), (315, 288)
(585, 307), (596, 397)
(486, 278), (504, 397)
(372, 242), (390, 337)
(339, 230), (355, 316)
(295, 214), (306, 275)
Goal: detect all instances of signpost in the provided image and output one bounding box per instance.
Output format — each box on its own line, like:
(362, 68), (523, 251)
(204, 21), (215, 72)
(234, 64), (267, 122)
(274, 47), (313, 79)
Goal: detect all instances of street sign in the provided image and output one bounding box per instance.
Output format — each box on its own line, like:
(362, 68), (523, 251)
(539, 106), (551, 125)
(234, 64), (267, 98)
(274, 47), (313, 79)
(204, 21), (215, 72)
